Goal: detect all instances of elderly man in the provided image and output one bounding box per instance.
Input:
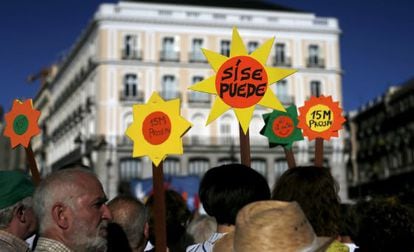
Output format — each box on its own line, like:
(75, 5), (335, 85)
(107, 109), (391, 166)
(107, 196), (148, 252)
(0, 170), (37, 252)
(33, 166), (112, 252)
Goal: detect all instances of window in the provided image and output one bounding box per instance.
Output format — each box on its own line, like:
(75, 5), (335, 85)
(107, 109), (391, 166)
(251, 159), (267, 176)
(120, 158), (142, 181)
(248, 41), (258, 54)
(273, 80), (289, 103)
(191, 38), (204, 62)
(161, 37), (178, 61)
(275, 43), (285, 65)
(189, 158), (209, 176)
(162, 75), (177, 99)
(218, 158), (238, 166)
(274, 159), (288, 181)
(124, 74), (137, 97)
(220, 116), (233, 145)
(221, 40), (230, 57)
(308, 44), (320, 67)
(164, 158), (180, 175)
(189, 76), (209, 103)
(123, 35), (139, 59)
(310, 80), (321, 97)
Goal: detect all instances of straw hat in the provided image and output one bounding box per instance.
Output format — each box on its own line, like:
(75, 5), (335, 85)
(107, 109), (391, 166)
(230, 201), (333, 252)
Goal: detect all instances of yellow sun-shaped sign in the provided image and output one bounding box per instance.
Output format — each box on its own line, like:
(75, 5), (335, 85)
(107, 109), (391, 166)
(188, 27), (297, 134)
(125, 92), (192, 166)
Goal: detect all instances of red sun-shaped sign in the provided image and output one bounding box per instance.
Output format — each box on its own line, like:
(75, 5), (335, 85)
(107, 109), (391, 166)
(215, 56), (268, 108)
(272, 115), (295, 138)
(4, 99), (41, 148)
(142, 111), (172, 145)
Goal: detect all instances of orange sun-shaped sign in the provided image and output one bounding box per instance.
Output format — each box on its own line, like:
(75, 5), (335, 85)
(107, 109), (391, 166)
(4, 99), (41, 148)
(297, 96), (345, 140)
(188, 27), (296, 134)
(125, 92), (192, 166)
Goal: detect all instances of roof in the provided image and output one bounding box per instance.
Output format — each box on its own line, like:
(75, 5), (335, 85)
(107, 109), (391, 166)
(122, 0), (304, 12)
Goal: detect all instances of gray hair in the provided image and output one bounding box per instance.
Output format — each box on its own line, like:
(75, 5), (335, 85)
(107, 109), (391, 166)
(187, 215), (217, 243)
(0, 197), (33, 229)
(33, 166), (97, 233)
(108, 196), (147, 249)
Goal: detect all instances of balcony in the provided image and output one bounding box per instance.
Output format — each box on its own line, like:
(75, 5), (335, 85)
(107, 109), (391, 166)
(188, 92), (210, 107)
(160, 50), (180, 62)
(307, 57), (325, 68)
(160, 90), (181, 100)
(272, 57), (292, 67)
(277, 95), (295, 105)
(119, 90), (145, 102)
(121, 49), (143, 60)
(188, 51), (207, 63)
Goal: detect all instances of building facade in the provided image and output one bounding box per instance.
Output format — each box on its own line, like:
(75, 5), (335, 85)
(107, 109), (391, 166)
(33, 0), (346, 199)
(348, 78), (414, 199)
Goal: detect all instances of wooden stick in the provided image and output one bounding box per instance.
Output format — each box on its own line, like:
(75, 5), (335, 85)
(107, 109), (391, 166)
(239, 124), (251, 167)
(284, 148), (297, 169)
(152, 162), (167, 252)
(314, 138), (324, 167)
(25, 143), (40, 186)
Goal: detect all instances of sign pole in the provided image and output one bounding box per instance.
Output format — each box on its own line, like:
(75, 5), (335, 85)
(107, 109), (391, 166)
(25, 143), (41, 186)
(239, 124), (251, 167)
(314, 138), (324, 167)
(152, 161), (167, 252)
(284, 148), (297, 169)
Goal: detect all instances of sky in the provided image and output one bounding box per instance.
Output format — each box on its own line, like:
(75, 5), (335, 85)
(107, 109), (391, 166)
(0, 0), (413, 114)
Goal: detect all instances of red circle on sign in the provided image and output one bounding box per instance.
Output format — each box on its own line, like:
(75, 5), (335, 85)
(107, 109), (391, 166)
(272, 115), (294, 138)
(216, 56), (268, 108)
(142, 111), (171, 145)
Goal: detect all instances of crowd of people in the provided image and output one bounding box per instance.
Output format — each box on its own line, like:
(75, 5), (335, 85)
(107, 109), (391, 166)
(1, 163), (414, 252)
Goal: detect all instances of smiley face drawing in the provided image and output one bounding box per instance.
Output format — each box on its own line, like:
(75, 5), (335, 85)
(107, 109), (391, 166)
(272, 115), (294, 138)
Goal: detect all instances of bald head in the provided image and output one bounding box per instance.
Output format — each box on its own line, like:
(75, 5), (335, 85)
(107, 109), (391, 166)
(108, 196), (147, 250)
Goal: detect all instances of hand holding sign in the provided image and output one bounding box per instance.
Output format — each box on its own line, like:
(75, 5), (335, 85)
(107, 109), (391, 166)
(3, 99), (41, 185)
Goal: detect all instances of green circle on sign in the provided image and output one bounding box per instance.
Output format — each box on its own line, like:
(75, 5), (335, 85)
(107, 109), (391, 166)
(13, 115), (29, 135)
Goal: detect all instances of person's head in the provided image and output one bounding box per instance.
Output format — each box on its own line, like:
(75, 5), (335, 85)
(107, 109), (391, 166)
(0, 170), (37, 240)
(187, 215), (217, 243)
(33, 165), (112, 251)
(353, 197), (414, 252)
(231, 201), (333, 252)
(199, 163), (271, 226)
(272, 166), (340, 237)
(107, 196), (148, 252)
(146, 189), (192, 250)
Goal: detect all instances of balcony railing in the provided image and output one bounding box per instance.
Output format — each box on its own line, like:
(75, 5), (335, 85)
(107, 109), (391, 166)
(306, 57), (325, 68)
(188, 92), (211, 105)
(160, 50), (180, 62)
(188, 51), (207, 63)
(160, 90), (181, 100)
(119, 90), (145, 102)
(121, 49), (143, 60)
(273, 57), (292, 67)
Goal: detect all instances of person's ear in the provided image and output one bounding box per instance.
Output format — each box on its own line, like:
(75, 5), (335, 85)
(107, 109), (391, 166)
(14, 205), (26, 223)
(51, 203), (70, 229)
(144, 222), (149, 240)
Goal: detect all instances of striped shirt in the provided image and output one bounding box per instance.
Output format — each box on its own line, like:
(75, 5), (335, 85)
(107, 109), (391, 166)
(34, 237), (73, 252)
(0, 230), (30, 252)
(186, 233), (226, 252)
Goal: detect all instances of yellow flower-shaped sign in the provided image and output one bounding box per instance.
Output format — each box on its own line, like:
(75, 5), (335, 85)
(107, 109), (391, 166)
(125, 92), (192, 166)
(188, 27), (296, 134)
(4, 99), (41, 148)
